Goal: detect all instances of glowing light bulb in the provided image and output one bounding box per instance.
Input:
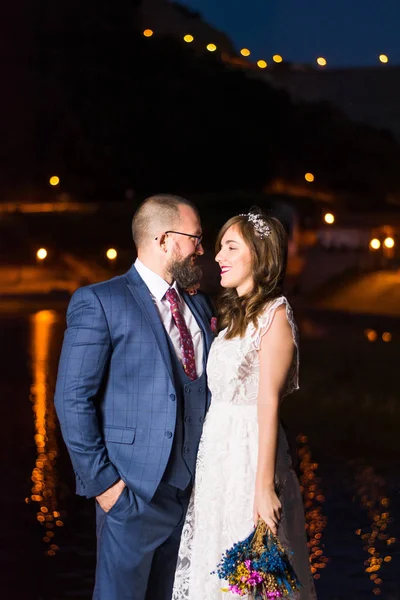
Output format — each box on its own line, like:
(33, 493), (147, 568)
(369, 239), (381, 250)
(106, 248), (117, 260)
(324, 213), (335, 225)
(365, 329), (378, 342)
(384, 237), (394, 249)
(37, 248), (47, 260)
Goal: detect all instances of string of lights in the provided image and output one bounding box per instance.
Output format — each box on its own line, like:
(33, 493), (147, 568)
(141, 28), (390, 69)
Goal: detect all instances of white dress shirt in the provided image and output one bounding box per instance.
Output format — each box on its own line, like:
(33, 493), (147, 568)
(134, 259), (204, 377)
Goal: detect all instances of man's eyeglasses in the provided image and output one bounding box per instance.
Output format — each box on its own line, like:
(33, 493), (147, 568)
(156, 230), (203, 249)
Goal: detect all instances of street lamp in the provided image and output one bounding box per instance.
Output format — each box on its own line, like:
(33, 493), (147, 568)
(364, 329), (378, 342)
(324, 213), (335, 225)
(369, 238), (381, 250)
(106, 248), (117, 261)
(49, 176), (59, 187)
(37, 248), (47, 261)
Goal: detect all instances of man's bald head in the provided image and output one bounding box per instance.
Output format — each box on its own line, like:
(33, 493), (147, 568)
(132, 194), (199, 250)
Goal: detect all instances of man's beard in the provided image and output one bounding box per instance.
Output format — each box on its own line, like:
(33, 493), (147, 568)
(168, 252), (203, 289)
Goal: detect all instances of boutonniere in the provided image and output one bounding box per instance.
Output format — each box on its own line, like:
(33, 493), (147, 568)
(211, 317), (218, 334)
(186, 283), (200, 296)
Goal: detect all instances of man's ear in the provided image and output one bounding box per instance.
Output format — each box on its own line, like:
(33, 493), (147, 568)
(159, 233), (169, 252)
(155, 233), (167, 248)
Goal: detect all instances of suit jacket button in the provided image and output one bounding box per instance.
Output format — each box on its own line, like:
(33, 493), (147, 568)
(199, 416), (204, 423)
(184, 446), (189, 454)
(169, 394), (176, 401)
(185, 387), (191, 393)
(199, 387), (204, 393)
(165, 431), (173, 438)
(184, 416), (191, 424)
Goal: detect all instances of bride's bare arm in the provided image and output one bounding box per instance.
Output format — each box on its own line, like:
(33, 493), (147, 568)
(253, 305), (295, 533)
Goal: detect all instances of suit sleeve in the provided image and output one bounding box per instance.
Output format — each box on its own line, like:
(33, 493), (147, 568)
(54, 286), (120, 498)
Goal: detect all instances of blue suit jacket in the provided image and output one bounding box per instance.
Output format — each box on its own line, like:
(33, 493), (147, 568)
(54, 265), (214, 502)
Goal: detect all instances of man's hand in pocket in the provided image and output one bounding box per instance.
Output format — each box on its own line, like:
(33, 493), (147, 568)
(96, 479), (126, 513)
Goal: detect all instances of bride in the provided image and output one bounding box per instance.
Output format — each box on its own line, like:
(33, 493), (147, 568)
(173, 209), (316, 599)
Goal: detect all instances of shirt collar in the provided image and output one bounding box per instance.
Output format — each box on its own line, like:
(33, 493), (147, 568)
(134, 258), (179, 302)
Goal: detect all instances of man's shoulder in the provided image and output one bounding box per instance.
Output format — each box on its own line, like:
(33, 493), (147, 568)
(72, 272), (129, 302)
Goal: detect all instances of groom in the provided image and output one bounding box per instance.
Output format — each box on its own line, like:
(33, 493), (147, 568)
(54, 194), (214, 600)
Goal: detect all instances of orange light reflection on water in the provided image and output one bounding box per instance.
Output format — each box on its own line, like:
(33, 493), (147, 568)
(351, 461), (396, 595)
(27, 310), (63, 556)
(297, 434), (329, 579)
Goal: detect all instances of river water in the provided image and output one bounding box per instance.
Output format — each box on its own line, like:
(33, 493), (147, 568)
(1, 302), (399, 599)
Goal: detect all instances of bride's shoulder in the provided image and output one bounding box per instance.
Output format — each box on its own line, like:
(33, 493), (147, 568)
(249, 296), (297, 350)
(256, 295), (295, 328)
(258, 295), (290, 320)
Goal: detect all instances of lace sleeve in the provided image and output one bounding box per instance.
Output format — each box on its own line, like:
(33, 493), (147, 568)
(252, 296), (300, 396)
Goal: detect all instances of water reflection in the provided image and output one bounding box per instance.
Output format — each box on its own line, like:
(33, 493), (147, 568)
(0, 306), (397, 598)
(26, 310), (63, 557)
(351, 460), (396, 596)
(297, 434), (329, 581)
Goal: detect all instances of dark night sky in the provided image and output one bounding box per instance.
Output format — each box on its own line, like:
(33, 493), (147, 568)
(180, 0), (400, 67)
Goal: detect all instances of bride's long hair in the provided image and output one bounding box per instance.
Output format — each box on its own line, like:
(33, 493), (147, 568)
(216, 209), (288, 340)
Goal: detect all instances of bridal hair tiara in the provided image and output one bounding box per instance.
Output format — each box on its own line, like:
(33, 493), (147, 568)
(239, 212), (271, 239)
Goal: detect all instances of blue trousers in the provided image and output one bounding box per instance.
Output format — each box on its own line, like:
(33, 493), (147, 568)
(93, 482), (191, 600)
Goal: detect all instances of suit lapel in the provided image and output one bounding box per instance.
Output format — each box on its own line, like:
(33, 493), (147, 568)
(181, 291), (214, 357)
(182, 291), (213, 409)
(126, 266), (174, 385)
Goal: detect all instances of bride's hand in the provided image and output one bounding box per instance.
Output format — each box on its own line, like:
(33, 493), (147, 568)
(253, 486), (282, 535)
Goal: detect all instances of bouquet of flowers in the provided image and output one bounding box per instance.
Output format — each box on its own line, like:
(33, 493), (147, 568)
(214, 519), (300, 598)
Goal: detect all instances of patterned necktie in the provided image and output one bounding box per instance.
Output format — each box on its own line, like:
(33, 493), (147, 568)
(165, 287), (197, 381)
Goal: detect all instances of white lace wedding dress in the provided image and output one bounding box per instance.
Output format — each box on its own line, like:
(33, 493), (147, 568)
(172, 296), (317, 600)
